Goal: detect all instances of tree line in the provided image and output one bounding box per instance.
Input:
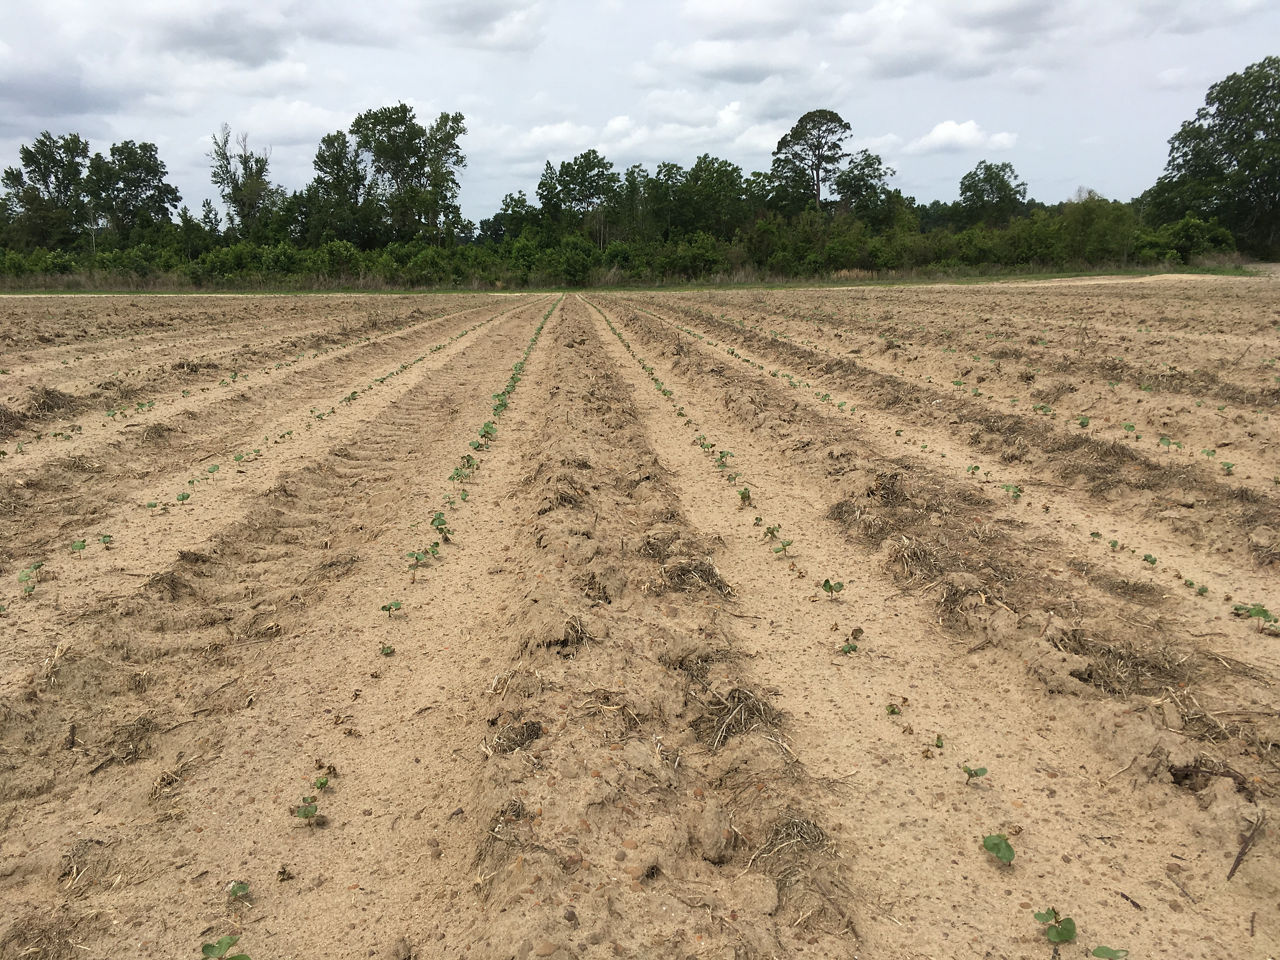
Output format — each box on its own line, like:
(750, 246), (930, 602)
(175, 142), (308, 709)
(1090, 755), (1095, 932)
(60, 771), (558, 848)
(1, 57), (1274, 288)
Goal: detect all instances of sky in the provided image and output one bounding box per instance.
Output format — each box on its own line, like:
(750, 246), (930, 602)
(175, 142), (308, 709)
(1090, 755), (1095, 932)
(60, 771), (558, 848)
(1, 0), (1276, 226)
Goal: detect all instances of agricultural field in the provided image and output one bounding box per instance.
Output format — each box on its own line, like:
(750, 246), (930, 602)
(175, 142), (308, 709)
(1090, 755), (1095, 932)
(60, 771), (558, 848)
(0, 276), (1277, 960)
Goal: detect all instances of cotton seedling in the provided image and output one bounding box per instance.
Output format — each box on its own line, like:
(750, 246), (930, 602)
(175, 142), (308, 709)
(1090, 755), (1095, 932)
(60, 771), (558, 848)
(71, 539), (86, 556)
(763, 524), (781, 541)
(430, 513), (453, 543)
(773, 539), (793, 557)
(1091, 948), (1129, 958)
(201, 935), (251, 960)
(1142, 554), (1157, 565)
(982, 834), (1014, 865)
(1033, 907), (1077, 943)
(293, 795), (320, 822)
(821, 578), (844, 600)
(177, 492), (191, 504)
(406, 550), (430, 582)
(962, 764), (987, 784)
(227, 881), (251, 903)
(738, 488), (751, 507)
(18, 563), (43, 596)
(1233, 603), (1277, 625)
(380, 600), (402, 618)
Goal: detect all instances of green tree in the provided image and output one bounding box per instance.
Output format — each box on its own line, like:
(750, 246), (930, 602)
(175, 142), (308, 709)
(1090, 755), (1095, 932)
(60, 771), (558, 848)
(679, 154), (746, 240)
(771, 109), (852, 209)
(85, 140), (181, 245)
(308, 130), (368, 243)
(479, 190), (536, 244)
(209, 124), (279, 239)
(2, 131), (90, 250)
(1148, 56), (1280, 257)
(958, 160), (1027, 227)
(832, 150), (900, 229)
(423, 110), (468, 243)
(349, 104), (467, 245)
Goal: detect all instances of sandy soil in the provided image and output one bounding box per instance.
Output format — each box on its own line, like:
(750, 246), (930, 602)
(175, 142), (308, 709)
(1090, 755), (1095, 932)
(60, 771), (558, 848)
(0, 279), (1276, 960)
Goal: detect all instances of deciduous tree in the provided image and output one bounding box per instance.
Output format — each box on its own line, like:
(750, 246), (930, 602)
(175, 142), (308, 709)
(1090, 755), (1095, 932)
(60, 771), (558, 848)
(1148, 56), (1280, 257)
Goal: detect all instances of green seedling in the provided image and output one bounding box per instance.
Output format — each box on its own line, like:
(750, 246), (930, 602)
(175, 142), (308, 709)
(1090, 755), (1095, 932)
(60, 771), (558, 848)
(1034, 907), (1077, 943)
(18, 562), (44, 596)
(1197, 585), (1208, 596)
(459, 490), (469, 502)
(839, 641), (858, 654)
(886, 703), (901, 716)
(227, 880), (251, 902)
(1090, 532), (1101, 539)
(177, 492), (191, 503)
(430, 513), (453, 543)
(983, 833), (1014, 865)
(935, 735), (944, 749)
(772, 539), (793, 556)
(201, 934), (250, 960)
(966, 464), (980, 475)
(1233, 603), (1277, 624)
(1123, 423), (1135, 432)
(1221, 461), (1235, 476)
(753, 516), (763, 527)
(146, 501), (158, 509)
(1001, 484), (1023, 501)
(71, 539), (86, 556)
(406, 550), (432, 582)
(821, 578), (844, 600)
(380, 600), (402, 618)
(313, 775), (330, 791)
(294, 795), (319, 821)
(1091, 948), (1129, 959)
(763, 524), (781, 540)
(1077, 416), (1090, 427)
(738, 488), (751, 507)
(1142, 554), (1157, 565)
(962, 764), (988, 784)
(1109, 539), (1119, 551)
(380, 644), (396, 656)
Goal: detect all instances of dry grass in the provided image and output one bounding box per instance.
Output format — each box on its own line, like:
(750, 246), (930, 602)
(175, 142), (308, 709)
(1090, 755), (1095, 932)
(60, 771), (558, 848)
(696, 687), (778, 749)
(654, 556), (734, 597)
(27, 386), (82, 419)
(481, 719), (543, 757)
(886, 536), (943, 581)
(1048, 628), (1196, 697)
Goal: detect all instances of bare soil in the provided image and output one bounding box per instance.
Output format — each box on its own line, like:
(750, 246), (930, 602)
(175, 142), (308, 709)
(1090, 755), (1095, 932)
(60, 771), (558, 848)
(0, 279), (1276, 960)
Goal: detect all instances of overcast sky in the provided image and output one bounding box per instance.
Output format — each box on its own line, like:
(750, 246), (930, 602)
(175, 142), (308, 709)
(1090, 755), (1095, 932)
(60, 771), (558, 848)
(1, 0), (1275, 225)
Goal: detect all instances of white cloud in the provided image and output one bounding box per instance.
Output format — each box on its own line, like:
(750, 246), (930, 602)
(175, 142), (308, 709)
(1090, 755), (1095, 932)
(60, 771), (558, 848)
(905, 120), (1017, 154)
